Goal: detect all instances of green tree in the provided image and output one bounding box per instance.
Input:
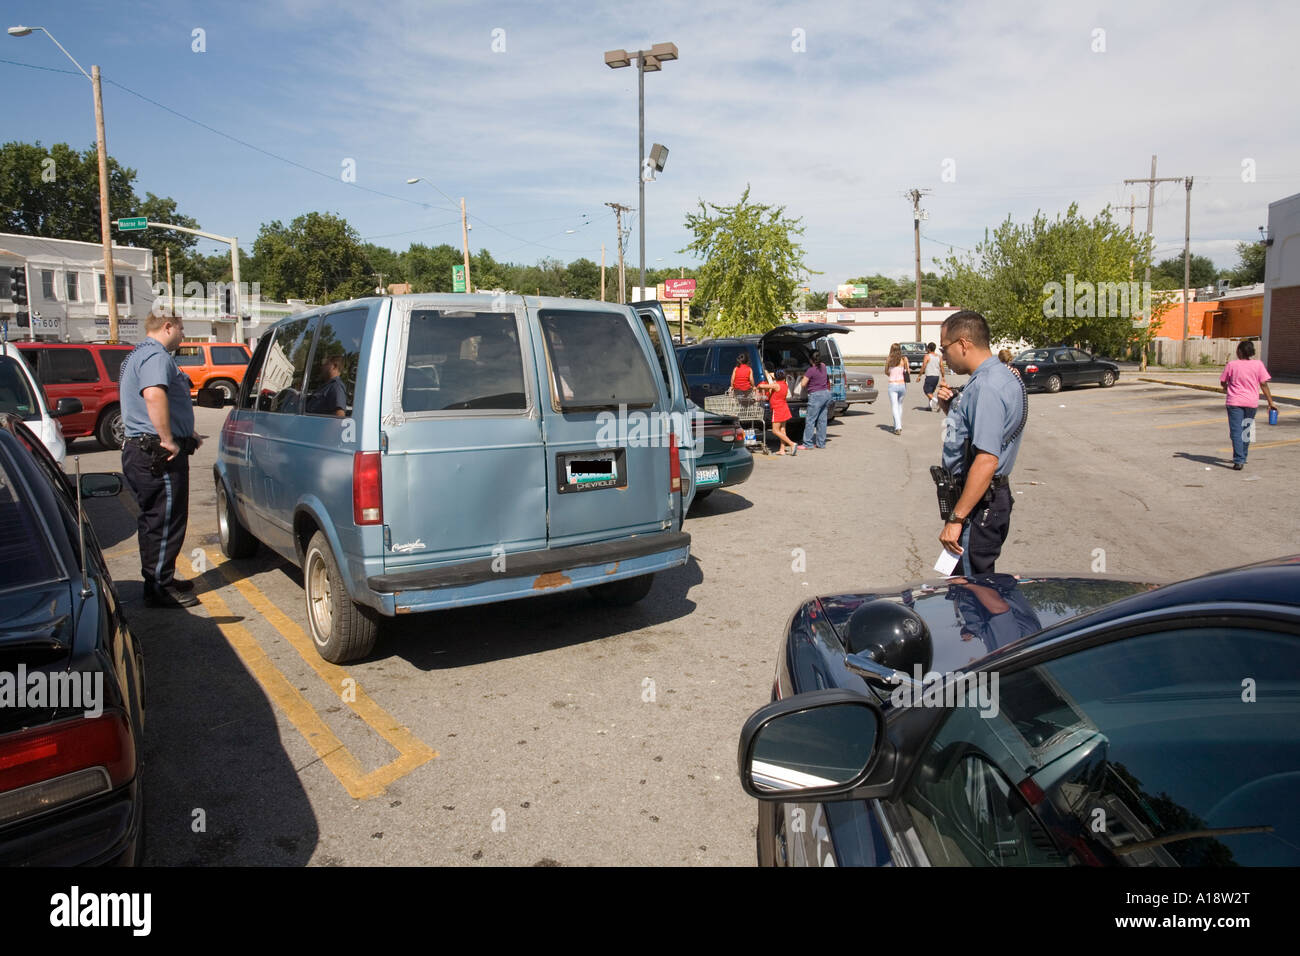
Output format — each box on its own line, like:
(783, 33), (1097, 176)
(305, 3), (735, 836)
(939, 203), (1154, 355)
(0, 141), (135, 242)
(402, 243), (463, 292)
(679, 185), (817, 336)
(1228, 241), (1266, 286)
(252, 212), (373, 302)
(1151, 254), (1218, 290)
(360, 243), (406, 289)
(565, 258), (602, 300)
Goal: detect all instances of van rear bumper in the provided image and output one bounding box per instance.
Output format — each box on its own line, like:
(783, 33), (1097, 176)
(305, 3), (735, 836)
(366, 531), (691, 615)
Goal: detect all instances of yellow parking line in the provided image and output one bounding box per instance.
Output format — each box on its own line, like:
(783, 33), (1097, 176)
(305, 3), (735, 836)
(195, 586), (373, 794)
(220, 564), (437, 796)
(1217, 438), (1300, 453)
(189, 553), (436, 799)
(1109, 401), (1215, 415)
(1154, 418), (1224, 429)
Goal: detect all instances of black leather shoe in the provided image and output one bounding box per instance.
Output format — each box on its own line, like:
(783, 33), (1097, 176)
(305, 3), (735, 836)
(144, 584), (200, 609)
(1233, 463), (1244, 471)
(169, 578), (195, 592)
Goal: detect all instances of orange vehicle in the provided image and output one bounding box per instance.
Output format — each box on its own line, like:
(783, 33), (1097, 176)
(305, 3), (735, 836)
(173, 342), (253, 402)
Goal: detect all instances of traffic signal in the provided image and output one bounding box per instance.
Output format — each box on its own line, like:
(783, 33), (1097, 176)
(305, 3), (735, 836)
(222, 285), (233, 315)
(7, 267), (26, 306)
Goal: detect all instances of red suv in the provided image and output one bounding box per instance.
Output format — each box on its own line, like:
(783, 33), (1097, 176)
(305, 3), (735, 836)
(15, 343), (133, 449)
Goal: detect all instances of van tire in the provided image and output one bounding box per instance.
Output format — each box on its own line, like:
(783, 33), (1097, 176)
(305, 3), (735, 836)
(216, 479), (258, 559)
(96, 405), (124, 450)
(588, 573), (655, 606)
(207, 378), (238, 402)
(304, 531), (379, 663)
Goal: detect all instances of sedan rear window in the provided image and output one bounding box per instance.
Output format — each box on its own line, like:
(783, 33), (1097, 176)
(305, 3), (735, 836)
(538, 309), (659, 410)
(403, 310), (527, 412)
(0, 456), (59, 588)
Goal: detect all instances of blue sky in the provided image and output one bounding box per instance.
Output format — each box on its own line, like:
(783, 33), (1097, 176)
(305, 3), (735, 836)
(4, 0), (1297, 285)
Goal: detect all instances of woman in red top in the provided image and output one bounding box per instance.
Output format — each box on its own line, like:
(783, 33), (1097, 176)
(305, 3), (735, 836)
(757, 369), (798, 455)
(729, 354), (755, 403)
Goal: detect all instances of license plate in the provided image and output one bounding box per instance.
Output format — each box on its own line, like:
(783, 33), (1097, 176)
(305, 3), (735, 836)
(798, 408), (806, 417)
(696, 465), (720, 485)
(744, 429), (757, 443)
(558, 449), (625, 493)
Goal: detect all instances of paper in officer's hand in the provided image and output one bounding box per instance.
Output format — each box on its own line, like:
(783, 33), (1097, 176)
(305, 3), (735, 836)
(934, 548), (959, 576)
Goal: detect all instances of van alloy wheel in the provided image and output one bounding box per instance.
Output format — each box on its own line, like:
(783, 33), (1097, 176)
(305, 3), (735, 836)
(303, 531), (379, 663)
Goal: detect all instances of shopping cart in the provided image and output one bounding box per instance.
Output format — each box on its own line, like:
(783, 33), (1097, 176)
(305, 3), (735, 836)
(704, 392), (769, 455)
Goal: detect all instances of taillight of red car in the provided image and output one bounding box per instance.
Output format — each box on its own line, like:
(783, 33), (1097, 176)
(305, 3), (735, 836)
(0, 712), (135, 826)
(353, 451), (383, 525)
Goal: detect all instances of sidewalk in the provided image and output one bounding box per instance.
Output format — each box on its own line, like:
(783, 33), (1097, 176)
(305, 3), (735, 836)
(1114, 363), (1300, 406)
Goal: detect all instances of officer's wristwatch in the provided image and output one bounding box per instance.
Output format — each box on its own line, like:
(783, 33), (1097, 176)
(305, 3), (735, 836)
(946, 512), (968, 525)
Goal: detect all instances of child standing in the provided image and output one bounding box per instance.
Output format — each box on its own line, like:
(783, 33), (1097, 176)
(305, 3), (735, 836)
(757, 370), (798, 455)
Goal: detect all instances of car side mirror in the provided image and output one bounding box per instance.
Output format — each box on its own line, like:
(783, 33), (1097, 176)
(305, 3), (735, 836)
(52, 397), (84, 418)
(196, 387), (231, 408)
(79, 473), (123, 498)
(739, 690), (883, 800)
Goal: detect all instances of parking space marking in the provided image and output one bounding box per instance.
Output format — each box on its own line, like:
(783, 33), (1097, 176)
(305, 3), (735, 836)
(1154, 418), (1224, 430)
(194, 586), (376, 796)
(1217, 438), (1300, 453)
(195, 554), (437, 799)
(1109, 401), (1216, 415)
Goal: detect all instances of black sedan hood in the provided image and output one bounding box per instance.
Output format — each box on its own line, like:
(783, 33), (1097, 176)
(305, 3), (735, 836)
(817, 574), (1156, 677)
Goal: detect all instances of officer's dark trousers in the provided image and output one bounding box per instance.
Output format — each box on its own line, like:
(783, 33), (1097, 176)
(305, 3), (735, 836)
(960, 483), (1013, 575)
(122, 443), (189, 590)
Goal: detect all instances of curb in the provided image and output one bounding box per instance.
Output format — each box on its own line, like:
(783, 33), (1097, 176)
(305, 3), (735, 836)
(1139, 377), (1300, 408)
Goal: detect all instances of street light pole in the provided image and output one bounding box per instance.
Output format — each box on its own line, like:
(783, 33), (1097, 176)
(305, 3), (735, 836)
(605, 42), (676, 300)
(8, 27), (120, 342)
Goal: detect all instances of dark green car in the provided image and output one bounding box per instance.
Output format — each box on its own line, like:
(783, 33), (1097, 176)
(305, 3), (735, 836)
(688, 403), (753, 509)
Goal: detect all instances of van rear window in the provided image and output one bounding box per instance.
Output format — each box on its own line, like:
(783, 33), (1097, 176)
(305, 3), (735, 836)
(538, 309), (658, 410)
(403, 311), (527, 412)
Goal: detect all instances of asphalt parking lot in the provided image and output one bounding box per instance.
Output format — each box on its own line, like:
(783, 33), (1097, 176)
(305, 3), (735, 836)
(70, 377), (1299, 865)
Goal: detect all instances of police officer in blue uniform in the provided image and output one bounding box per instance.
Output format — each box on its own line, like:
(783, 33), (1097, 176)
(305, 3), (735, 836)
(118, 313), (201, 608)
(934, 311), (1027, 575)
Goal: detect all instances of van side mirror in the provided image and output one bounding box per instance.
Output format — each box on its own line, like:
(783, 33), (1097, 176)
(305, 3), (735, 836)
(196, 387), (231, 408)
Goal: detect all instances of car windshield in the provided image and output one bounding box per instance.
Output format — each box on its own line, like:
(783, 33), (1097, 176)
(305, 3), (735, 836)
(0, 357), (41, 422)
(0, 451), (61, 589)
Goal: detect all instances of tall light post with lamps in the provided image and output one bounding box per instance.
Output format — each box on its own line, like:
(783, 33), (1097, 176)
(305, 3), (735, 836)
(8, 25), (122, 342)
(604, 42), (676, 297)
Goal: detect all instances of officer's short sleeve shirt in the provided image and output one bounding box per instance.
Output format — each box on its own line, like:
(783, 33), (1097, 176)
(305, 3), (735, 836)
(120, 339), (195, 438)
(941, 356), (1026, 476)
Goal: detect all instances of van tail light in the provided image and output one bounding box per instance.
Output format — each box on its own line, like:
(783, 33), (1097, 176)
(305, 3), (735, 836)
(668, 432), (681, 494)
(0, 713), (135, 826)
(1025, 365), (1038, 374)
(353, 451), (383, 525)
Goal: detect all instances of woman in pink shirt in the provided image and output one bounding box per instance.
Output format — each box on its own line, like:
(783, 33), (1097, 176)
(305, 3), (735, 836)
(1220, 340), (1278, 470)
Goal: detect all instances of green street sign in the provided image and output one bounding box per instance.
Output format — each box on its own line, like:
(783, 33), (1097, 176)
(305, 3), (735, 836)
(452, 265), (466, 292)
(117, 217), (148, 231)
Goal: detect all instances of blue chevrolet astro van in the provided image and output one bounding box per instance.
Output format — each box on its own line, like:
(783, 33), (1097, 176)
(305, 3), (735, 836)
(209, 294), (695, 662)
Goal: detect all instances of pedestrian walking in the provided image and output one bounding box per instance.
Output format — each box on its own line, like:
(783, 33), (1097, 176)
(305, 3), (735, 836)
(757, 370), (798, 455)
(921, 342), (944, 411)
(932, 311), (1028, 575)
(798, 350), (832, 449)
(1221, 339), (1278, 470)
(118, 314), (201, 608)
(885, 343), (908, 434)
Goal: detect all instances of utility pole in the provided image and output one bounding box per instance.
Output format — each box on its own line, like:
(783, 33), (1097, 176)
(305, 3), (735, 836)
(1125, 156), (1184, 362)
(606, 202), (631, 303)
(600, 243), (606, 301)
(460, 198), (473, 293)
(1182, 177), (1193, 364)
(1120, 194), (1149, 281)
(906, 188), (930, 341)
(91, 66), (120, 343)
